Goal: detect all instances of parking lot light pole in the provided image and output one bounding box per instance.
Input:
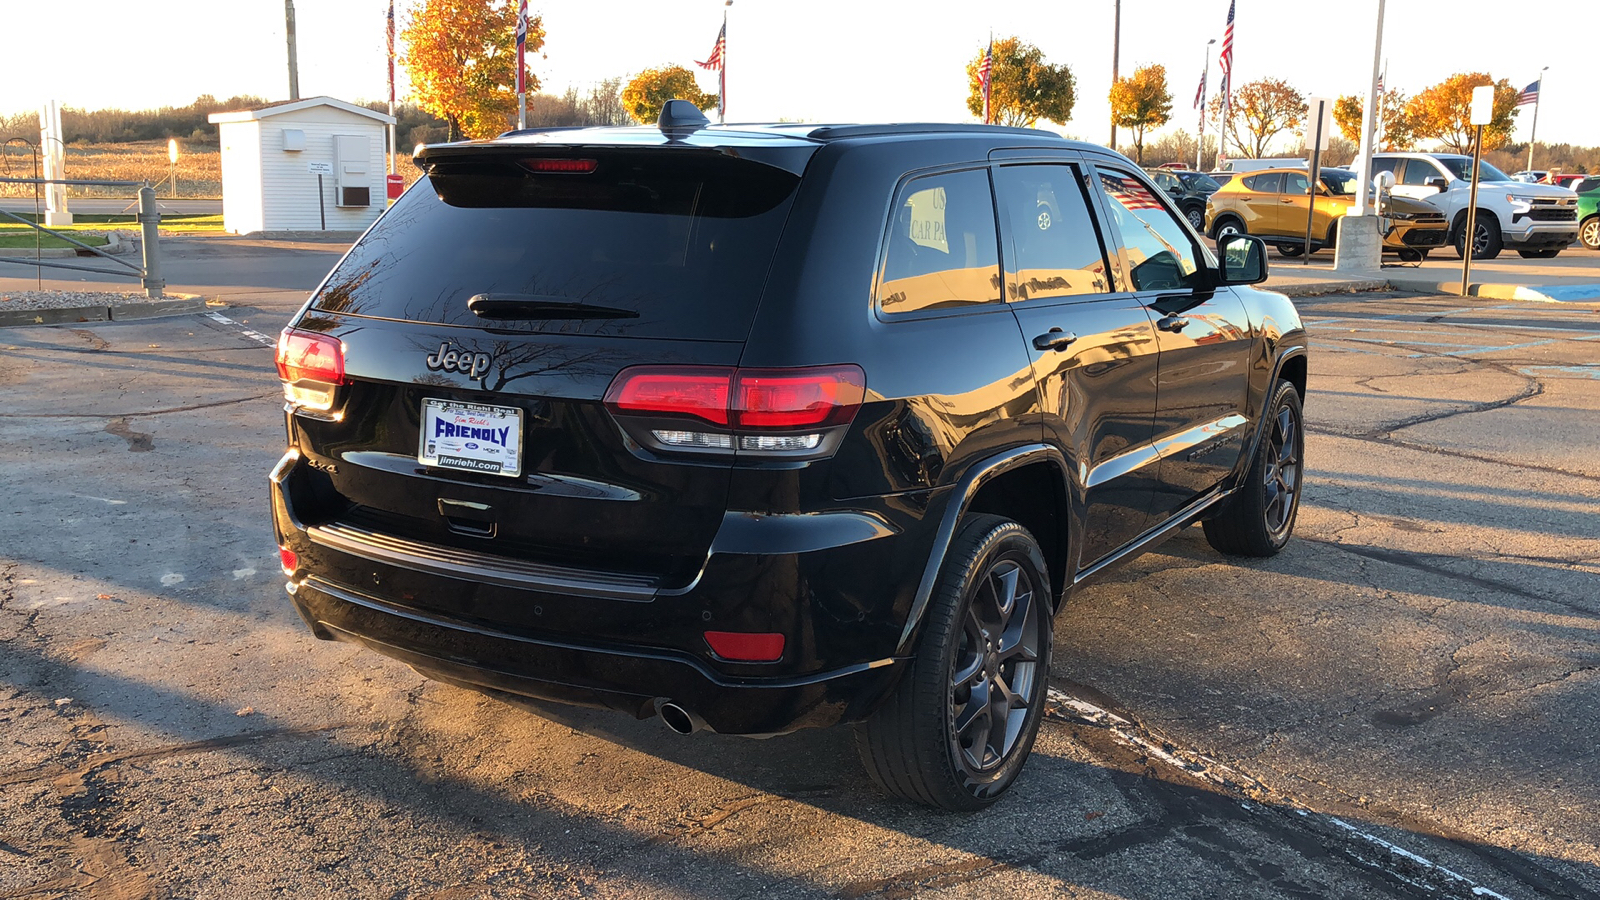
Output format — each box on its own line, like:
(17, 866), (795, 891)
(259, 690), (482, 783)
(1351, 0), (1385, 218)
(1527, 66), (1548, 173)
(1109, 0), (1121, 151)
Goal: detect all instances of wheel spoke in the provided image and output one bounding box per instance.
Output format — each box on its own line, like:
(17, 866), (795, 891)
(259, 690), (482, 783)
(954, 679), (991, 738)
(992, 563), (1020, 628)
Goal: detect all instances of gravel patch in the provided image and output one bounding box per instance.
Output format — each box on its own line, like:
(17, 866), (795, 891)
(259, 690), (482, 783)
(0, 290), (172, 310)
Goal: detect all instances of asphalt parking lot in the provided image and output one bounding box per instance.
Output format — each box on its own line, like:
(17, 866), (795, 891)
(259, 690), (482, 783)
(1, 286), (1598, 898)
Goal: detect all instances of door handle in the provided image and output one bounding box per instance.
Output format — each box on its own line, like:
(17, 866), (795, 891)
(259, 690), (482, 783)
(1156, 315), (1190, 333)
(1032, 328), (1078, 352)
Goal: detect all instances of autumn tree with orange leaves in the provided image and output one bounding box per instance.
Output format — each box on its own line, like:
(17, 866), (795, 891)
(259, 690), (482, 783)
(1333, 89), (1415, 151)
(401, 0), (543, 141)
(1109, 64), (1172, 164)
(1208, 78), (1306, 158)
(1405, 73), (1519, 153)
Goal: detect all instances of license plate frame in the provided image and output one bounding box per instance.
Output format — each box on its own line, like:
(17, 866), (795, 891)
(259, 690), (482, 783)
(417, 398), (524, 478)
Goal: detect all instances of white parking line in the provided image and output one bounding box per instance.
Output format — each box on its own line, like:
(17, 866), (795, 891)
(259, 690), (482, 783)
(204, 311), (276, 348)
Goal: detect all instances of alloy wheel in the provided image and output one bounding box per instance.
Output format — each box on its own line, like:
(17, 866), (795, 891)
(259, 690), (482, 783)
(1582, 218), (1600, 251)
(948, 558), (1042, 781)
(1262, 404), (1302, 536)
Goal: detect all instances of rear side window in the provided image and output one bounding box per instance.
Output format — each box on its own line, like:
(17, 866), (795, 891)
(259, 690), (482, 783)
(877, 169), (1001, 316)
(309, 152), (799, 340)
(994, 164), (1112, 300)
(1243, 172), (1283, 193)
(1284, 172), (1310, 195)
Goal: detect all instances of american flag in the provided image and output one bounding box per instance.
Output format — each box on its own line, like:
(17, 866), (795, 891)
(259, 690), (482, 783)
(1104, 177), (1166, 212)
(979, 42), (994, 124)
(1193, 71), (1206, 109)
(697, 23), (726, 70)
(515, 0), (529, 95)
(1517, 79), (1540, 107)
(386, 0), (396, 105)
(1218, 1), (1235, 84)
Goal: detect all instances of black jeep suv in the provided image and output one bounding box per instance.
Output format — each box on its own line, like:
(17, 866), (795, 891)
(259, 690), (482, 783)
(272, 102), (1307, 811)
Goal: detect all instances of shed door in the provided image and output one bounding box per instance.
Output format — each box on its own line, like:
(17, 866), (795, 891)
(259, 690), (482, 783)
(334, 134), (371, 207)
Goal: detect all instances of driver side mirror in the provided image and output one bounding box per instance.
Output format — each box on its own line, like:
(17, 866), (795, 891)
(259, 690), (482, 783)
(1216, 233), (1268, 286)
(1425, 177), (1448, 192)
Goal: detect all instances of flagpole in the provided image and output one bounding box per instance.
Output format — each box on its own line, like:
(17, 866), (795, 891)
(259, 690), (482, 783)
(1527, 66), (1547, 173)
(983, 33), (992, 125)
(516, 0), (528, 130)
(1372, 59), (1387, 153)
(1197, 39), (1214, 170)
(720, 2), (730, 125)
(386, 0), (396, 175)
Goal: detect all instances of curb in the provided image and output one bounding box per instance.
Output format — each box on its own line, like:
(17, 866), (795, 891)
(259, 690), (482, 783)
(1270, 278), (1390, 298)
(0, 296), (209, 328)
(1382, 275), (1600, 303)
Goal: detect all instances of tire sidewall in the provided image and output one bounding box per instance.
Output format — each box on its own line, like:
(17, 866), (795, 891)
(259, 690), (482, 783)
(923, 520), (1053, 808)
(1252, 381), (1304, 550)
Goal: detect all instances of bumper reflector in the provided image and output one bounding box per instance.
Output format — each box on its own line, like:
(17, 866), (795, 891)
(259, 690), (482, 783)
(280, 547), (299, 576)
(704, 631), (785, 662)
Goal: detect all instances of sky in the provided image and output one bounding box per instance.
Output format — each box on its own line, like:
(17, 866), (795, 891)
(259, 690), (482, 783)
(2, 0), (1593, 150)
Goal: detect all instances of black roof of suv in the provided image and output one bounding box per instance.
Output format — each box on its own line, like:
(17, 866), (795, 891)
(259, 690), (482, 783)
(272, 103), (1308, 811)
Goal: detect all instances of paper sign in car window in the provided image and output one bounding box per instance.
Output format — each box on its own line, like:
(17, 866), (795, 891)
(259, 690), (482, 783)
(905, 187), (949, 253)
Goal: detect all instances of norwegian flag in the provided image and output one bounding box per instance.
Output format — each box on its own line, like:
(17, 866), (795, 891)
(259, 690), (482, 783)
(979, 42), (994, 124)
(515, 0), (529, 95)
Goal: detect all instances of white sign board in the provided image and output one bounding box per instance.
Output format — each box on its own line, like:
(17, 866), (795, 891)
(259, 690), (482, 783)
(307, 161), (333, 175)
(1303, 97), (1335, 152)
(1469, 85), (1495, 126)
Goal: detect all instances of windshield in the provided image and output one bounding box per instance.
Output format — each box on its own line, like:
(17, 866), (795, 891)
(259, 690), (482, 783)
(1319, 170), (1360, 196)
(1179, 172), (1222, 193)
(1437, 158), (1513, 183)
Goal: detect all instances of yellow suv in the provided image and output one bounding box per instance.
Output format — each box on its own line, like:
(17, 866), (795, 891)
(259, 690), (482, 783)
(1206, 167), (1448, 260)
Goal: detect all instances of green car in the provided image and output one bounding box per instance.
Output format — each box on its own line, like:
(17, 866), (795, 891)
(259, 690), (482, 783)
(1578, 176), (1600, 251)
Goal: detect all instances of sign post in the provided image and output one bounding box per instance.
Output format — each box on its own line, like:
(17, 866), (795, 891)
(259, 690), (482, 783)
(308, 160), (333, 231)
(1461, 85), (1493, 297)
(1302, 97), (1333, 265)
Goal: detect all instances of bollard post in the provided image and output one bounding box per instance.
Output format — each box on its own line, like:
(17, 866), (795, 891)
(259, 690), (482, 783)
(138, 186), (164, 298)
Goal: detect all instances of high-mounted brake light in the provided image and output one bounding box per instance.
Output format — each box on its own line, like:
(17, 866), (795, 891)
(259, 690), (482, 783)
(604, 365), (866, 458)
(521, 158), (598, 173)
(276, 328), (347, 412)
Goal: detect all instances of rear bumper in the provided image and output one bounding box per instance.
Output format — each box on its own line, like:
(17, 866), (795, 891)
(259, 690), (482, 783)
(270, 450), (930, 735)
(285, 576), (905, 734)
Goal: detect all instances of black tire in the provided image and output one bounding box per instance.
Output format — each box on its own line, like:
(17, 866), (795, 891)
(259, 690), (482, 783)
(1211, 216), (1245, 241)
(1203, 380), (1304, 558)
(1581, 216), (1600, 251)
(1452, 214), (1503, 260)
(1397, 248), (1421, 263)
(1277, 243), (1305, 258)
(1517, 248), (1562, 259)
(1417, 248), (1431, 260)
(855, 514), (1053, 811)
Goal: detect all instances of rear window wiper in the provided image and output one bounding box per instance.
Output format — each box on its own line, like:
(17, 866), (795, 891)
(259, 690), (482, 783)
(467, 293), (640, 319)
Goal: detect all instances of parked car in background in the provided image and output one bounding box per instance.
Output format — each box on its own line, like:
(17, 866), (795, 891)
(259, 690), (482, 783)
(1549, 173), (1587, 189)
(1177, 170), (1224, 196)
(1512, 170), (1548, 183)
(1214, 157), (1309, 173)
(1206, 166), (1448, 260)
(1576, 176), (1600, 250)
(270, 107), (1308, 812)
(1371, 152), (1579, 259)
(1145, 167), (1214, 230)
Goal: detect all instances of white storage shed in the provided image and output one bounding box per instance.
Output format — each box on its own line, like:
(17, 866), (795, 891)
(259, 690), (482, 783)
(208, 97), (396, 234)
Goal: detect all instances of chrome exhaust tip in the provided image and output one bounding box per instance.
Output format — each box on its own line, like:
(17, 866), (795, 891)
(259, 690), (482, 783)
(657, 701), (698, 735)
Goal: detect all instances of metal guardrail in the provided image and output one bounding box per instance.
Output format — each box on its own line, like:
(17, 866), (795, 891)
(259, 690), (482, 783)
(0, 177), (165, 298)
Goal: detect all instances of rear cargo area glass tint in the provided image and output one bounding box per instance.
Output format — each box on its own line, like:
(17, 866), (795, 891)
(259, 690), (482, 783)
(311, 153), (800, 341)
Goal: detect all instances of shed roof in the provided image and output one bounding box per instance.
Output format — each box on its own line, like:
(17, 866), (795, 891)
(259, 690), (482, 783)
(208, 96), (396, 125)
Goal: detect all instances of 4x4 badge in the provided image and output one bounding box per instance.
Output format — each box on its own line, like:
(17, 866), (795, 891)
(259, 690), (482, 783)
(425, 343), (495, 382)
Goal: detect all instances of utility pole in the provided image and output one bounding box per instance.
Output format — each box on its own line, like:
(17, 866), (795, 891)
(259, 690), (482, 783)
(1109, 0), (1121, 150)
(1351, 0), (1385, 217)
(1197, 39), (1215, 171)
(285, 0), (301, 101)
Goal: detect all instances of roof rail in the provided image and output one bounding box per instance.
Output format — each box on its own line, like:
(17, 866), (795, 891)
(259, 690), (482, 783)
(805, 123), (1066, 141)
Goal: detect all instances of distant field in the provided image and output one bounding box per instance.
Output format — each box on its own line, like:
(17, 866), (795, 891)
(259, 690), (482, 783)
(0, 140), (221, 199)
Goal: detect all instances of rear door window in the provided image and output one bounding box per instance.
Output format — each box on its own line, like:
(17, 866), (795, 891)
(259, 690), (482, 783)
(1243, 172), (1283, 193)
(309, 152), (800, 341)
(877, 169), (1002, 316)
(1284, 172), (1311, 195)
(1401, 160), (1439, 186)
(994, 164), (1113, 301)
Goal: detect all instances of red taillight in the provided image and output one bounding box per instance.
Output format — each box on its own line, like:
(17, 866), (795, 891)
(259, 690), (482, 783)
(604, 365), (866, 431)
(704, 631), (786, 662)
(276, 329), (346, 385)
(521, 157), (598, 173)
(734, 367), (866, 429)
(279, 547), (298, 575)
(606, 367), (733, 426)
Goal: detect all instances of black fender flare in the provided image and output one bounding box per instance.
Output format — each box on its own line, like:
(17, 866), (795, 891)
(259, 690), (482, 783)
(893, 444), (1072, 656)
(1228, 346), (1307, 490)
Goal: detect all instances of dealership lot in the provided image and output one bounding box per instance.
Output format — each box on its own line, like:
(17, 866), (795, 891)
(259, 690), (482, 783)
(1, 290), (1597, 898)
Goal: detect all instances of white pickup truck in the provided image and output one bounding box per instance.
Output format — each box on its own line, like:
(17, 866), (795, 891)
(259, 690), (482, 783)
(1371, 152), (1580, 259)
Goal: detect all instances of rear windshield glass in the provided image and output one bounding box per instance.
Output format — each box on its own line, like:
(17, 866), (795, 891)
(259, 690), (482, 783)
(310, 152), (800, 340)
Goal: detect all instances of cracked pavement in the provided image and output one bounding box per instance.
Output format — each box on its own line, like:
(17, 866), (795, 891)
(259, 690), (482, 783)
(2, 286), (1599, 898)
